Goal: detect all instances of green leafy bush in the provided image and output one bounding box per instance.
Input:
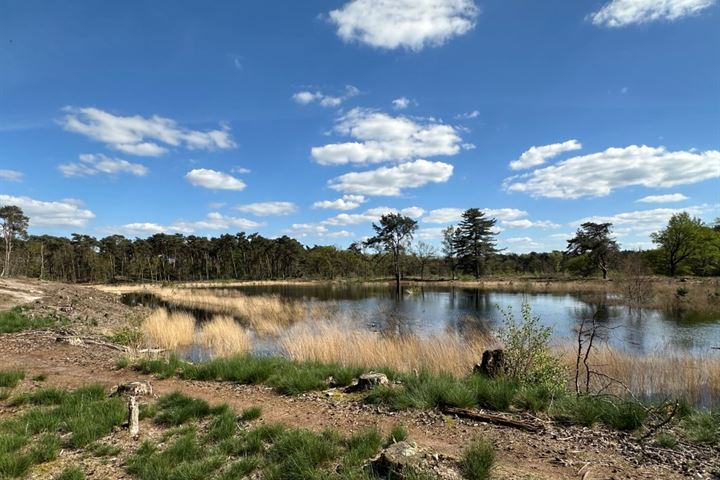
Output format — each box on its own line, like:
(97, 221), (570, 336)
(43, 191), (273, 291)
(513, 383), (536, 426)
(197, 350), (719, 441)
(498, 303), (566, 391)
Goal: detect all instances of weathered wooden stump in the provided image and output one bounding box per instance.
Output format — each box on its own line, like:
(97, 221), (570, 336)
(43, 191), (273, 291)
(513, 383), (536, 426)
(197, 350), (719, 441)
(473, 349), (506, 378)
(110, 381), (153, 438)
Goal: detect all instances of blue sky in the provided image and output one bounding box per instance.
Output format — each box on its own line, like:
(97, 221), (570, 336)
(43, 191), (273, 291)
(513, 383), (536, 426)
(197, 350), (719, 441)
(1, 0), (718, 252)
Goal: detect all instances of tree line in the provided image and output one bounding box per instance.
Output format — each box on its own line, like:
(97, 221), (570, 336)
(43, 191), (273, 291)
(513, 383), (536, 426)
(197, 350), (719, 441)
(1, 204), (718, 284)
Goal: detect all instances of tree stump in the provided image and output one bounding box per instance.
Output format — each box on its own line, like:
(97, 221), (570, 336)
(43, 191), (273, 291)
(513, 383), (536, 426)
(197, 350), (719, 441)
(110, 381), (152, 438)
(473, 349), (506, 378)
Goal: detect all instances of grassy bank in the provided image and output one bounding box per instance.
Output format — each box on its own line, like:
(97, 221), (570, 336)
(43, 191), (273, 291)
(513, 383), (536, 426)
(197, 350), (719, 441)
(1, 375), (476, 479)
(125, 355), (719, 446)
(0, 307), (66, 334)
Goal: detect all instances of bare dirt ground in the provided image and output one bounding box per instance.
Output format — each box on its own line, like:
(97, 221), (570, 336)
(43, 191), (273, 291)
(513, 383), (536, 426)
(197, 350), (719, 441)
(1, 278), (717, 479)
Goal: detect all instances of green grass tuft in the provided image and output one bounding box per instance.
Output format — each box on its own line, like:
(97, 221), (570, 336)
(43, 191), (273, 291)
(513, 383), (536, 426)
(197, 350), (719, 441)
(682, 410), (720, 445)
(654, 432), (678, 449)
(54, 467), (85, 480)
(240, 406), (262, 421)
(206, 410), (237, 442)
(385, 423), (408, 446)
(0, 370), (24, 388)
(460, 438), (495, 480)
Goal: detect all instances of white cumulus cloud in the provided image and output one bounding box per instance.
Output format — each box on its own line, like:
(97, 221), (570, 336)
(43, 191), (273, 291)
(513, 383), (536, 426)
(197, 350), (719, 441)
(423, 207), (556, 229)
(392, 97), (412, 110)
(329, 159), (453, 196)
(313, 195), (367, 210)
(235, 202), (298, 216)
(505, 145), (720, 199)
(186, 169), (246, 191)
(328, 0), (479, 51)
(58, 154), (148, 177)
(109, 212), (262, 237)
(455, 110), (479, 120)
(312, 108), (462, 166)
(0, 194), (95, 228)
(590, 0), (716, 27)
(292, 85), (360, 108)
(637, 193), (689, 203)
(62, 107), (236, 156)
(323, 206), (425, 226)
(0, 170), (23, 182)
(509, 140), (582, 171)
(573, 204), (716, 238)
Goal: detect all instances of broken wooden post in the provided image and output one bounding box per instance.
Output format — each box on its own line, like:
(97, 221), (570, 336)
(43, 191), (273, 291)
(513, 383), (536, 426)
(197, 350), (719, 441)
(128, 396), (140, 437)
(110, 381), (152, 438)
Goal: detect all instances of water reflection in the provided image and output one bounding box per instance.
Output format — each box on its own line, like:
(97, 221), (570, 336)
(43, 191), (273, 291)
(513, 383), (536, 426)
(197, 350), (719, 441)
(122, 284), (720, 355)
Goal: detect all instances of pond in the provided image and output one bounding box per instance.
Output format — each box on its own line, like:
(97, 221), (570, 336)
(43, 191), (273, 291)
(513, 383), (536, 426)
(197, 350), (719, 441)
(123, 283), (720, 356)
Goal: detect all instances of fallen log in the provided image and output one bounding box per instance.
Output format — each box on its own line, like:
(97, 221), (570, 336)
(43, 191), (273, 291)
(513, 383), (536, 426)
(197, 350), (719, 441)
(441, 406), (544, 433)
(54, 334), (164, 354)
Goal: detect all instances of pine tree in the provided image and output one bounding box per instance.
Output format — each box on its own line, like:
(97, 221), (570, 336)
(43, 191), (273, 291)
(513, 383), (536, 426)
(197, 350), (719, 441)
(452, 209), (498, 279)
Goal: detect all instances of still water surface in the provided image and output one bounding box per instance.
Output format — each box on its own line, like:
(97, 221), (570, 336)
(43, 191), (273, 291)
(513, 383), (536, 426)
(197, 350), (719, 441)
(126, 283), (720, 356)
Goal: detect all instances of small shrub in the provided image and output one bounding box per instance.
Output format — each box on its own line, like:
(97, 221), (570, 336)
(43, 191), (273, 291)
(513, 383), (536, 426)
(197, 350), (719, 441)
(0, 370), (24, 388)
(240, 406), (262, 421)
(460, 438), (495, 480)
(498, 303), (566, 391)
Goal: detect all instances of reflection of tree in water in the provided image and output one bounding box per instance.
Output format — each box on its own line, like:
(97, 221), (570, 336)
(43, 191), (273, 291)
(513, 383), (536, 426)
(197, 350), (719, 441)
(456, 288), (495, 315)
(373, 304), (415, 337)
(444, 313), (492, 341)
(573, 298), (611, 342)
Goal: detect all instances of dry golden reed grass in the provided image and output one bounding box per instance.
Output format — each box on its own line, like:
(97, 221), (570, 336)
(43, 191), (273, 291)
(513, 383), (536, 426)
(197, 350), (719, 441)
(282, 322), (720, 403)
(142, 308), (195, 350)
(560, 345), (720, 406)
(134, 287), (305, 335)
(280, 322), (496, 376)
(199, 315), (252, 357)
